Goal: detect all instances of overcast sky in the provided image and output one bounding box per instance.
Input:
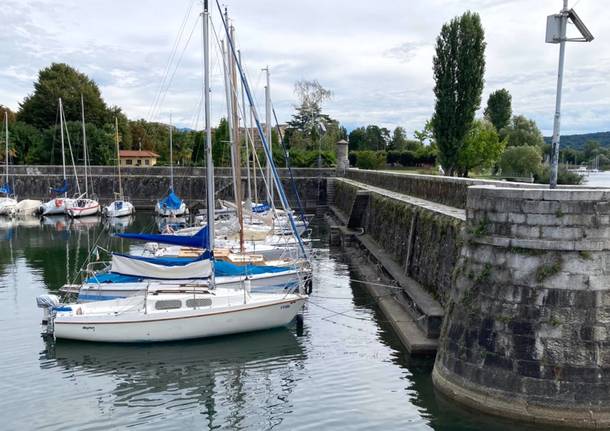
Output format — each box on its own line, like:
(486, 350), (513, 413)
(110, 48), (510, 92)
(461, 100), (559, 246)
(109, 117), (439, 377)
(1, 0), (608, 136)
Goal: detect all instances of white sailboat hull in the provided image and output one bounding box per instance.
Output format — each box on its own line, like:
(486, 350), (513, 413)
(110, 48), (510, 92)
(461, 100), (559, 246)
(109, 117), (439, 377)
(103, 201), (135, 218)
(13, 199), (42, 216)
(52, 294), (306, 343)
(0, 198), (17, 215)
(155, 202), (187, 217)
(67, 199), (100, 218)
(41, 198), (74, 216)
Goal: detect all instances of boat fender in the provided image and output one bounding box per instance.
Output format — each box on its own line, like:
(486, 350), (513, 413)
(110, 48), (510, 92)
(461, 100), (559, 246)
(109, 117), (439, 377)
(76, 307), (83, 315)
(55, 199), (63, 208)
(305, 278), (313, 294)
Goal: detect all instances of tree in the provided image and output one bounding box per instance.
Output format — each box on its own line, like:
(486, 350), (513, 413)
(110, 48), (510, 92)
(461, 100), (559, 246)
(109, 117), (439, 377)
(456, 119), (505, 177)
(10, 122), (43, 164)
(365, 125), (390, 150)
(484, 89), (512, 132)
(18, 63), (110, 130)
(583, 139), (601, 161)
(503, 115), (544, 147)
(348, 127), (366, 151)
(286, 80), (332, 150)
(0, 105), (16, 123)
(498, 145), (542, 177)
(389, 127), (408, 150)
(431, 11), (486, 176)
(413, 120), (435, 146)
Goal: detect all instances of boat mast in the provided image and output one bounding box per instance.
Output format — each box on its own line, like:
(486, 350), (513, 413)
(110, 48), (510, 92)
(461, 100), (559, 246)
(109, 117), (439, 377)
(169, 113), (174, 190)
(80, 94), (89, 197)
(230, 23), (244, 254)
(222, 38), (237, 201)
(203, 0), (215, 287)
(264, 66), (273, 206)
(115, 117), (123, 200)
(59, 98), (67, 198)
(239, 49), (252, 204)
(4, 112), (8, 189)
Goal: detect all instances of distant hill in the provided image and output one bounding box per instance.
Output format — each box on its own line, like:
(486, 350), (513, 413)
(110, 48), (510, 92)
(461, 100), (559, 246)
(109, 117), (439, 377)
(544, 131), (610, 149)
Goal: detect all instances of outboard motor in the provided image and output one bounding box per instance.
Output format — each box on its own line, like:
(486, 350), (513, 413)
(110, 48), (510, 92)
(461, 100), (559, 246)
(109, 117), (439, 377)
(36, 294), (60, 335)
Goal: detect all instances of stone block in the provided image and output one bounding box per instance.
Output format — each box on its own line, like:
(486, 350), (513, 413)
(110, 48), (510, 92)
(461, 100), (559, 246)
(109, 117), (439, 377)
(511, 224), (541, 239)
(540, 226), (583, 241)
(508, 212), (526, 224)
(526, 213), (560, 226)
(522, 200), (560, 214)
(588, 275), (610, 291)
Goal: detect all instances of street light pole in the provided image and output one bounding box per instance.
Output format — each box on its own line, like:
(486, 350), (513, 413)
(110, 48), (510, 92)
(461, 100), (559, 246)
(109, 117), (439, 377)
(549, 0), (568, 189)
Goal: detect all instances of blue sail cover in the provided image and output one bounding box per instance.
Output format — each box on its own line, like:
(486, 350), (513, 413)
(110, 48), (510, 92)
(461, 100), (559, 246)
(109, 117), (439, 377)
(52, 179), (69, 194)
(252, 202), (271, 213)
(108, 252), (290, 277)
(159, 189), (182, 210)
(116, 226), (209, 249)
(0, 183), (12, 195)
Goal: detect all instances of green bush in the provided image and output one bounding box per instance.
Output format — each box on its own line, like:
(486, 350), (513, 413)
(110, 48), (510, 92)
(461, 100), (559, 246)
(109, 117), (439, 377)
(534, 165), (583, 185)
(356, 151), (386, 169)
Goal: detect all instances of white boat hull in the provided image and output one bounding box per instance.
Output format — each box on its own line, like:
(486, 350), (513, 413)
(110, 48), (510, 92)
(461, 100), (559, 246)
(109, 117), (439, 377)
(41, 198), (74, 216)
(103, 200), (135, 218)
(155, 202), (187, 217)
(67, 199), (100, 218)
(13, 199), (42, 216)
(52, 295), (306, 343)
(0, 198), (18, 215)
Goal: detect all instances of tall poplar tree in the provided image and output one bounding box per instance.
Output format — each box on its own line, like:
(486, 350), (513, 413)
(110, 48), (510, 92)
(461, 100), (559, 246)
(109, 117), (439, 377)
(484, 89), (512, 132)
(431, 11), (486, 176)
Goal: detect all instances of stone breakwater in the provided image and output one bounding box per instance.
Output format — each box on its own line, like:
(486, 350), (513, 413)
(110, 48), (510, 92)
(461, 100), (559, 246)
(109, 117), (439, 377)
(8, 166), (332, 210)
(433, 186), (610, 428)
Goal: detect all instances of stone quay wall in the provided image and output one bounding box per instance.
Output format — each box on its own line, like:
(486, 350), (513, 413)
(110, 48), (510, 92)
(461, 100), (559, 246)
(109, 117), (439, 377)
(8, 166), (331, 210)
(433, 186), (610, 428)
(334, 178), (463, 306)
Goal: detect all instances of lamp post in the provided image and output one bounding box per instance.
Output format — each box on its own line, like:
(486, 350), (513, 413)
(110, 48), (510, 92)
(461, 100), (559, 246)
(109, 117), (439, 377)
(546, 0), (593, 188)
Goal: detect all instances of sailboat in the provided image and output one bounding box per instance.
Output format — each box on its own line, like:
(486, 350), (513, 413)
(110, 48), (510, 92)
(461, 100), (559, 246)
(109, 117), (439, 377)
(40, 98), (76, 216)
(36, 1), (307, 343)
(66, 95), (100, 218)
(0, 112), (17, 216)
(103, 117), (135, 218)
(155, 115), (187, 217)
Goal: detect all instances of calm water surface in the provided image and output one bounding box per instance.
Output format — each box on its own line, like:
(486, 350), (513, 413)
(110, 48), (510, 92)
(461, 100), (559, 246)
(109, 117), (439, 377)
(0, 214), (558, 430)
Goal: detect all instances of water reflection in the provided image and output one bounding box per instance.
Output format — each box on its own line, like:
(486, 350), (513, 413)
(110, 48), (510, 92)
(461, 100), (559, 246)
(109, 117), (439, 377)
(40, 329), (305, 430)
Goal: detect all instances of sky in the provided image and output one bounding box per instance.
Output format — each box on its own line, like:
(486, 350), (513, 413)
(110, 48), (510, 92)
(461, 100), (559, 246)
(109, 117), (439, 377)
(0, 0), (608, 137)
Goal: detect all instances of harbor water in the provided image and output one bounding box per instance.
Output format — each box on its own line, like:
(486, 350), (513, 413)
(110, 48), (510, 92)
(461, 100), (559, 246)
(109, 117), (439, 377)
(0, 214), (565, 430)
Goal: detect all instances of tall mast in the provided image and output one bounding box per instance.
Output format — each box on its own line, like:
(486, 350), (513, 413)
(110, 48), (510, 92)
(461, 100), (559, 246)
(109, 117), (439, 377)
(4, 112), (8, 188)
(169, 113), (174, 190)
(222, 38), (237, 198)
(115, 117), (123, 199)
(203, 0), (214, 255)
(59, 98), (67, 197)
(239, 49), (252, 204)
(251, 108), (258, 204)
(230, 24), (244, 253)
(264, 66), (273, 205)
(80, 94), (88, 196)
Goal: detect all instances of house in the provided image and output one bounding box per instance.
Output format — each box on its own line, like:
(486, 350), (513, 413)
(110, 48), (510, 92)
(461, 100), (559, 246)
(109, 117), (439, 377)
(118, 150), (160, 167)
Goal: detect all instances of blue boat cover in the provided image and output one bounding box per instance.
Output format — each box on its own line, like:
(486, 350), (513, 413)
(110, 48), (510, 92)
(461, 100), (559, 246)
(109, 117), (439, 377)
(116, 226), (210, 249)
(52, 179), (69, 194)
(159, 189), (182, 210)
(252, 202), (271, 213)
(114, 201), (123, 210)
(0, 183), (12, 195)
(113, 251), (212, 267)
(85, 273), (143, 283)
(108, 251), (291, 278)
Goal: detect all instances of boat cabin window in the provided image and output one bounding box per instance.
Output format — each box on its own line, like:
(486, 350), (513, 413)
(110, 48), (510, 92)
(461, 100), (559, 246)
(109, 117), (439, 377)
(154, 299), (182, 310)
(186, 298), (212, 308)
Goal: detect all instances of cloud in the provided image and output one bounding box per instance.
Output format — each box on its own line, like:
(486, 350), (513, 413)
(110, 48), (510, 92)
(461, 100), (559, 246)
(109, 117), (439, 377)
(0, 0), (608, 137)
